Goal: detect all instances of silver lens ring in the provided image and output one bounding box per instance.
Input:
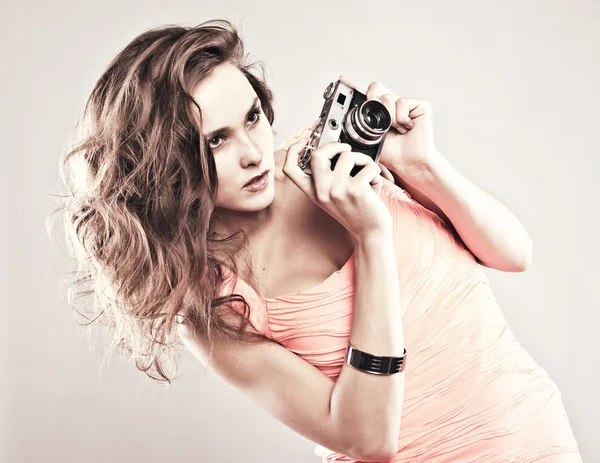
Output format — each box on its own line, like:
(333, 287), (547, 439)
(344, 107), (383, 146)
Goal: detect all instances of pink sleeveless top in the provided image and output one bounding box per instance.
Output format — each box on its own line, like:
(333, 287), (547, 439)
(218, 124), (582, 462)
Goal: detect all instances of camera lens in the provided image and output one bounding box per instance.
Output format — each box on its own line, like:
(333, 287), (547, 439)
(342, 100), (392, 147)
(362, 101), (391, 131)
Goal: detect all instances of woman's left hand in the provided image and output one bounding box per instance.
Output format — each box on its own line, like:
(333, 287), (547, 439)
(338, 75), (442, 180)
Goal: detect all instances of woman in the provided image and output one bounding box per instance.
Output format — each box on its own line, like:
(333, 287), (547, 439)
(55, 19), (581, 462)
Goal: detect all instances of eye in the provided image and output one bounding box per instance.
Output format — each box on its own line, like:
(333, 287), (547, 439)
(208, 135), (224, 151)
(248, 108), (261, 124)
(207, 107), (263, 151)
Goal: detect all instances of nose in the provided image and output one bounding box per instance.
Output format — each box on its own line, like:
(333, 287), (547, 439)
(239, 134), (263, 167)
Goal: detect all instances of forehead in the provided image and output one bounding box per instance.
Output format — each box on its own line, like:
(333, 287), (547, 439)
(191, 63), (257, 133)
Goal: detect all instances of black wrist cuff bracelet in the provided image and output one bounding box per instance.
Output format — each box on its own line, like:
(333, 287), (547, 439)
(345, 343), (407, 375)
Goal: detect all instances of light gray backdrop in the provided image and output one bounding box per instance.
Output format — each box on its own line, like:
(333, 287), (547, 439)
(2, 0), (597, 461)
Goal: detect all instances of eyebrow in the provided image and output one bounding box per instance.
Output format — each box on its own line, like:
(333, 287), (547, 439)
(204, 97), (261, 140)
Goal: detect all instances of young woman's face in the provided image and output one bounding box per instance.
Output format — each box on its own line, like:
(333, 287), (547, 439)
(192, 63), (275, 211)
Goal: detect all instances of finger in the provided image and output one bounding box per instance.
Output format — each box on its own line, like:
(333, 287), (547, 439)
(366, 81), (393, 102)
(338, 75), (367, 95)
(383, 95), (431, 134)
(330, 153), (380, 197)
(371, 173), (384, 195)
(317, 144), (378, 175)
(396, 98), (432, 120)
(379, 164), (396, 184)
(313, 142), (356, 163)
(393, 98), (414, 131)
(351, 163), (383, 190)
(331, 150), (381, 186)
(309, 142), (354, 201)
(379, 93), (409, 133)
(282, 138), (317, 200)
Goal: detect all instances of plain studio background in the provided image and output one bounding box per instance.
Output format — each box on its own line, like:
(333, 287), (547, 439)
(1, 0), (597, 461)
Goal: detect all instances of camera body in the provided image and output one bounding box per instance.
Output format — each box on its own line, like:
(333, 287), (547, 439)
(298, 79), (393, 177)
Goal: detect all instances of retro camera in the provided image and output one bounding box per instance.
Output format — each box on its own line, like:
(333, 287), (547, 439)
(298, 79), (392, 176)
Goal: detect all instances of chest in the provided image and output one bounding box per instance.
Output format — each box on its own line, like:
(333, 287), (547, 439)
(248, 179), (355, 300)
(252, 237), (353, 299)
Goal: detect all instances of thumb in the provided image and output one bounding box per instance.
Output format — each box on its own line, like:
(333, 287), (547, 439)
(370, 173), (383, 196)
(379, 164), (396, 184)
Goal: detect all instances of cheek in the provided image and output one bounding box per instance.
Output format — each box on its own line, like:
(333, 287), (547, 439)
(213, 158), (233, 188)
(213, 157), (244, 207)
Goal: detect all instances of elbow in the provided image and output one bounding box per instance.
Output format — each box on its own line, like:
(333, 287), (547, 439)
(374, 445), (399, 461)
(355, 436), (399, 461)
(517, 236), (534, 272)
(513, 259), (531, 273)
(513, 242), (534, 273)
(358, 446), (399, 462)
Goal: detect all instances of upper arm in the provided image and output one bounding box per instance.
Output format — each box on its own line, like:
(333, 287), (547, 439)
(177, 314), (369, 460)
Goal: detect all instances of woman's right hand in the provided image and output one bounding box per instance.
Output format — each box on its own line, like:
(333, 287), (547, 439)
(283, 139), (393, 243)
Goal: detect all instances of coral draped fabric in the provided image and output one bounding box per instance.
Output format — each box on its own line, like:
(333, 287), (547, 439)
(217, 125), (581, 462)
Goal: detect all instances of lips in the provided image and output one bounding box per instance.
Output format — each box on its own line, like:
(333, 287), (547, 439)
(244, 170), (269, 187)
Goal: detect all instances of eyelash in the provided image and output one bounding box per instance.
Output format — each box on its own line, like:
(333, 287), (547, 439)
(208, 108), (262, 151)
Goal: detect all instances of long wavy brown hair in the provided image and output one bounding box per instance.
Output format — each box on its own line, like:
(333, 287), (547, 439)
(47, 19), (280, 385)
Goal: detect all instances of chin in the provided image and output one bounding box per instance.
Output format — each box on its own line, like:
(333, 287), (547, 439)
(244, 183), (275, 209)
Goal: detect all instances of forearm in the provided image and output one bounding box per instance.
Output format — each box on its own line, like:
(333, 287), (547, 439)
(329, 230), (405, 459)
(392, 152), (533, 272)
